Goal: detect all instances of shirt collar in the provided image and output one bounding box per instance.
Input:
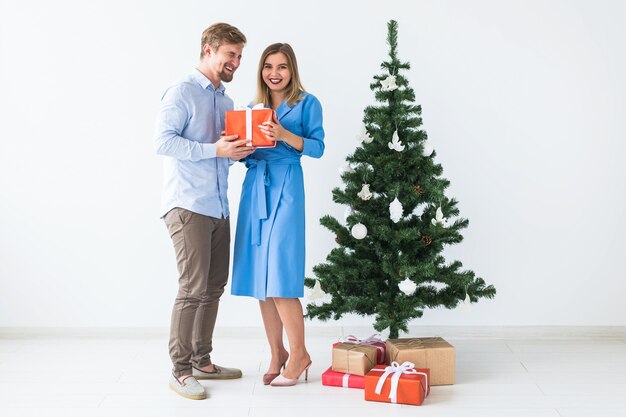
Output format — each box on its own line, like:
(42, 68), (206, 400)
(192, 68), (225, 94)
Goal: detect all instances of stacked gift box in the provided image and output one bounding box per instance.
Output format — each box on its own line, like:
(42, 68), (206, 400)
(322, 334), (384, 389)
(321, 334), (456, 406)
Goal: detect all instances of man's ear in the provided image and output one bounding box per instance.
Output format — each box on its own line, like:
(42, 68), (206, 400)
(203, 43), (213, 57)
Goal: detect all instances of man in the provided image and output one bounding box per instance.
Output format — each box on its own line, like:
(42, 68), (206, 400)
(154, 22), (254, 400)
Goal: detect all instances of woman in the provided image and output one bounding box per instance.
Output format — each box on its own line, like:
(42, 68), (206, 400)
(231, 43), (324, 387)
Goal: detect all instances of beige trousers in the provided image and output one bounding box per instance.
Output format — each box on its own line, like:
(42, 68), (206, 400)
(164, 208), (230, 377)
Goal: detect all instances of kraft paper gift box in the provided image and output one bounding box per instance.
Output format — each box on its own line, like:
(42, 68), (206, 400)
(332, 342), (378, 376)
(338, 334), (386, 364)
(386, 337), (455, 386)
(365, 362), (430, 406)
(224, 107), (276, 148)
(321, 367), (365, 389)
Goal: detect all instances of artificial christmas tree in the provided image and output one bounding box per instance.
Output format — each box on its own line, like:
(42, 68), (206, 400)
(304, 20), (496, 339)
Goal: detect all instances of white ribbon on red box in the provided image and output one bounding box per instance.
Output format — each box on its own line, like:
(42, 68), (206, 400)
(238, 103), (265, 145)
(245, 107), (252, 142)
(371, 361), (428, 404)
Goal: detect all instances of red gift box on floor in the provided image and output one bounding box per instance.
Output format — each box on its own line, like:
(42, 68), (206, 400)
(321, 367), (365, 389)
(364, 362), (430, 406)
(224, 107), (276, 148)
(342, 334), (386, 364)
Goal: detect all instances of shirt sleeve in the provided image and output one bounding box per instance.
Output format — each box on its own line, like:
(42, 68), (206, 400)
(299, 95), (325, 159)
(154, 84), (217, 161)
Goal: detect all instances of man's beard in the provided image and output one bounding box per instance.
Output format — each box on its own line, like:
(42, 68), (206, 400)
(219, 71), (234, 83)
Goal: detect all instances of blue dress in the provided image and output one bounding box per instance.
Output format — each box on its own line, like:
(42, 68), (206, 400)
(231, 93), (325, 300)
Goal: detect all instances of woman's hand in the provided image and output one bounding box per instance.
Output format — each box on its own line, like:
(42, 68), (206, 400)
(258, 120), (287, 142)
(258, 118), (304, 151)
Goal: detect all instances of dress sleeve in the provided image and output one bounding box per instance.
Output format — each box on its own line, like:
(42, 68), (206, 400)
(299, 94), (325, 159)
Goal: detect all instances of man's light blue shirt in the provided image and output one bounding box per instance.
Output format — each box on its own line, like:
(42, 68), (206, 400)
(154, 69), (233, 218)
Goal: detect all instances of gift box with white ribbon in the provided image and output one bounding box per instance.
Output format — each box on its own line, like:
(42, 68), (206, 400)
(224, 106), (276, 148)
(332, 342), (378, 376)
(336, 333), (386, 364)
(364, 361), (429, 406)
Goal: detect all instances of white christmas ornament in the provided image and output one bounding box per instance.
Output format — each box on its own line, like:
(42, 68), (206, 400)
(351, 223), (368, 239)
(399, 277), (417, 295)
(387, 130), (405, 152)
(338, 163), (355, 175)
(358, 125), (374, 144)
(380, 75), (398, 91)
(462, 292), (471, 311)
(344, 206), (354, 222)
(389, 197), (404, 223)
(431, 206), (452, 228)
(422, 142), (434, 157)
(357, 184), (373, 200)
(308, 280), (326, 300)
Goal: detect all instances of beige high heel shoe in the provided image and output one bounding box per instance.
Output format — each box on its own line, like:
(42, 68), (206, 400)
(270, 360), (312, 387)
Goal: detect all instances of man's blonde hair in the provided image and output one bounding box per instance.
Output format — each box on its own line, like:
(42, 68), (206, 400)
(200, 23), (246, 58)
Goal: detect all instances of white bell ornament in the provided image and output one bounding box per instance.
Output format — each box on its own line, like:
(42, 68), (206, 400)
(399, 278), (417, 295)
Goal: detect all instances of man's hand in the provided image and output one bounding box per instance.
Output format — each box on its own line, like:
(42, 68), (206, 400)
(215, 134), (256, 159)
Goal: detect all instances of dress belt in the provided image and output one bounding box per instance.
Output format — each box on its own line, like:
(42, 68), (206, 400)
(245, 158), (301, 246)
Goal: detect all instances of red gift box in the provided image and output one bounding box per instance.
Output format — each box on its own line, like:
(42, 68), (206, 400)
(321, 367), (365, 389)
(224, 108), (277, 148)
(364, 362), (430, 406)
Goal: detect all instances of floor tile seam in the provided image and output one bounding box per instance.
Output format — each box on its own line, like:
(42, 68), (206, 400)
(520, 361), (529, 373)
(96, 393), (109, 408)
(115, 371), (125, 383)
(535, 382), (547, 395)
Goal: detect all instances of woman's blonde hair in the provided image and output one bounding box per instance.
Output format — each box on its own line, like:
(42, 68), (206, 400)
(255, 43), (306, 108)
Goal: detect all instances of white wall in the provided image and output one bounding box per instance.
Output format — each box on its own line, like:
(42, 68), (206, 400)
(1, 0), (625, 328)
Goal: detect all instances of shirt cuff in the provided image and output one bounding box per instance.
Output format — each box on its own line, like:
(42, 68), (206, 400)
(201, 143), (217, 159)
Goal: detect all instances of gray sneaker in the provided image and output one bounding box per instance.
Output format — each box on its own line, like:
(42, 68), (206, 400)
(192, 364), (242, 380)
(169, 374), (206, 400)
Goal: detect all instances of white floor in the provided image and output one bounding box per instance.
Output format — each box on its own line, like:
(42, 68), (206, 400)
(2, 327), (626, 417)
